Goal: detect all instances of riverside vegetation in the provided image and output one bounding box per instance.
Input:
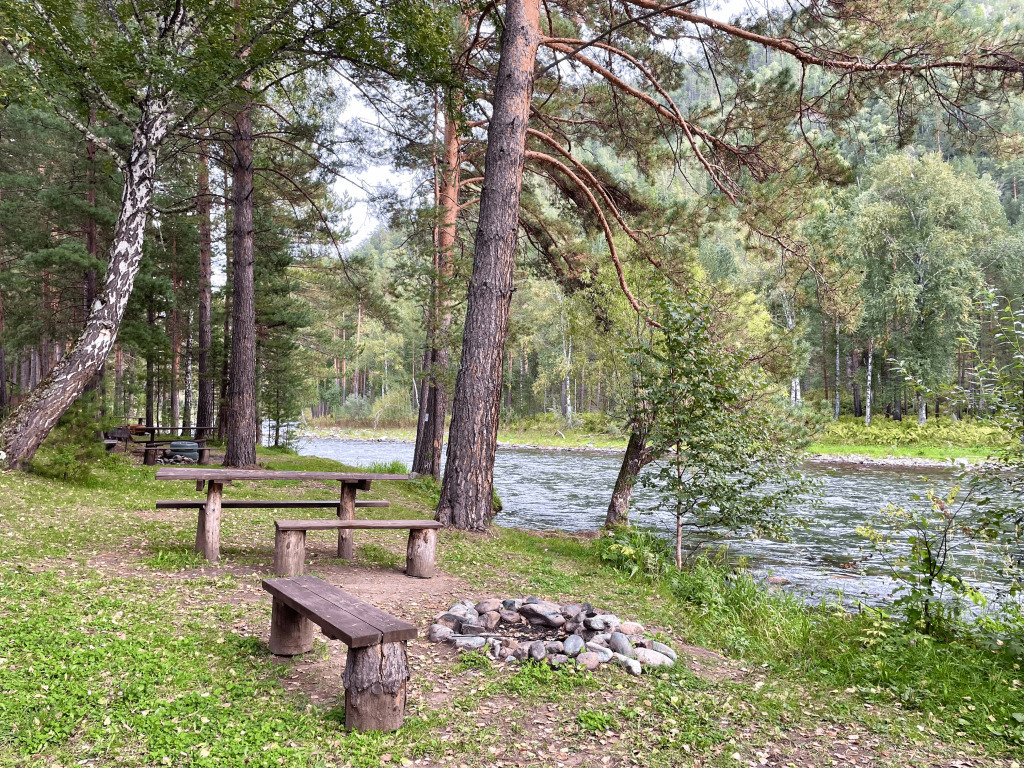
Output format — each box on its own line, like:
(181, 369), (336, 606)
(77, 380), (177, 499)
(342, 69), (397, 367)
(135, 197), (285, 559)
(2, 446), (1024, 767)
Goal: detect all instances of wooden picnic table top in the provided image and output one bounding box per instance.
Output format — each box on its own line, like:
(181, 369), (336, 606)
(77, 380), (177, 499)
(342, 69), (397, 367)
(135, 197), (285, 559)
(154, 467), (411, 482)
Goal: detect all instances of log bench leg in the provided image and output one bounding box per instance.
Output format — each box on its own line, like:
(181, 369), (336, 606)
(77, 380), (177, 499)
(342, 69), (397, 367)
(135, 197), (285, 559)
(144, 448), (157, 466)
(198, 447), (211, 465)
(405, 528), (436, 578)
(269, 599), (314, 656)
(343, 641), (409, 731)
(337, 483), (356, 560)
(275, 529), (306, 577)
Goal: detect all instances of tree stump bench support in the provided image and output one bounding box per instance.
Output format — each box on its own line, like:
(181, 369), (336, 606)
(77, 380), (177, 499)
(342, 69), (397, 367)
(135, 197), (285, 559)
(262, 575), (416, 731)
(274, 519), (441, 578)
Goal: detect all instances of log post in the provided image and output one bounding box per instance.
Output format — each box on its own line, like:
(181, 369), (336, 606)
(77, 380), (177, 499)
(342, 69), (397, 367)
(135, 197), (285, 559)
(337, 482), (356, 560)
(343, 641), (409, 731)
(405, 528), (436, 578)
(274, 528), (306, 576)
(269, 599), (314, 656)
(198, 480), (223, 562)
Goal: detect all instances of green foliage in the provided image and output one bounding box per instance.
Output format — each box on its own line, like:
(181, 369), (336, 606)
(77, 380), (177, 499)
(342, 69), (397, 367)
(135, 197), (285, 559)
(820, 415), (1006, 449)
(576, 709), (617, 733)
(857, 487), (990, 636)
(28, 394), (110, 484)
(641, 290), (810, 562)
(595, 526), (675, 579)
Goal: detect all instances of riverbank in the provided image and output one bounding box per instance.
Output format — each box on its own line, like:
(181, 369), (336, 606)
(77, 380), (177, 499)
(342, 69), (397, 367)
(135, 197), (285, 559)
(301, 424), (994, 467)
(2, 450), (1022, 765)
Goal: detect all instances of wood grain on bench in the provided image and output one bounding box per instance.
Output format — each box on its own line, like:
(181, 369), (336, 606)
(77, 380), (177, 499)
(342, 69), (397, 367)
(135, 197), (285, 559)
(155, 499), (390, 509)
(155, 468), (410, 482)
(274, 519), (441, 531)
(262, 575), (416, 647)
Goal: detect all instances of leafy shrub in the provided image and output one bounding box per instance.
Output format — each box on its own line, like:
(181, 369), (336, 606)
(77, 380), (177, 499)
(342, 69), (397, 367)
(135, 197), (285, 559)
(595, 526), (675, 578)
(29, 393), (110, 484)
(820, 416), (1006, 449)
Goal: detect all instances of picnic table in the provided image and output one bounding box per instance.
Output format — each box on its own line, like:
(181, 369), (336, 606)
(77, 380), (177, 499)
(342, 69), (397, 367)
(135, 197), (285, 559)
(154, 467), (411, 564)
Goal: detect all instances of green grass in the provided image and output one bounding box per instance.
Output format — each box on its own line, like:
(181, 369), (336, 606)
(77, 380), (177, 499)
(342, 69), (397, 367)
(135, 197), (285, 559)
(806, 442), (992, 460)
(2, 446), (1022, 766)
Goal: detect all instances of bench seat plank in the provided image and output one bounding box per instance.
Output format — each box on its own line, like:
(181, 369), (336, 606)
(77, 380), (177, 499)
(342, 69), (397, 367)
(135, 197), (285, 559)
(156, 499), (390, 509)
(262, 576), (416, 647)
(155, 468), (410, 482)
(275, 519), (442, 531)
(294, 577), (417, 644)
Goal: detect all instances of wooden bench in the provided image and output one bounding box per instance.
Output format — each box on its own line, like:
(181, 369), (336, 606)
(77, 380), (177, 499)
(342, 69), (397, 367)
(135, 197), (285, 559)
(154, 468), (412, 563)
(156, 499), (391, 511)
(262, 575), (416, 731)
(143, 439), (210, 466)
(274, 519), (441, 578)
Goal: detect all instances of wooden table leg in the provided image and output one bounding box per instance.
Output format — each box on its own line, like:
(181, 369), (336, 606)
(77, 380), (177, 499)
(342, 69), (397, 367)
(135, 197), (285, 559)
(337, 482), (356, 560)
(199, 481), (223, 563)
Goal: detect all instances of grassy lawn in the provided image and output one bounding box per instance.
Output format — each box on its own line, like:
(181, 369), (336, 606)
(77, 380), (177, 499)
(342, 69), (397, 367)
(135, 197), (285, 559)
(1, 448), (1022, 766)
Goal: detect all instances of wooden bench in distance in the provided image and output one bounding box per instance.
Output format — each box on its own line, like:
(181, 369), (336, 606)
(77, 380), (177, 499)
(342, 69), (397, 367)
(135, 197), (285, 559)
(274, 519), (441, 579)
(263, 575), (415, 731)
(155, 499), (391, 511)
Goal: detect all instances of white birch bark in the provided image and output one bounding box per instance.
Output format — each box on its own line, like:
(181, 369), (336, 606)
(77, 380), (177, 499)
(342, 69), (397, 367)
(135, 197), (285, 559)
(0, 100), (169, 467)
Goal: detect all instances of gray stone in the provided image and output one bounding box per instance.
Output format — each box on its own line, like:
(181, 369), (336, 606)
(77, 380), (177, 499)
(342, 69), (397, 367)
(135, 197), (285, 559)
(513, 647), (530, 661)
(428, 624), (453, 643)
(619, 621), (645, 636)
(460, 621), (487, 636)
(612, 652), (642, 676)
(635, 648), (674, 669)
(502, 598), (523, 611)
(652, 641), (678, 661)
(479, 611), (501, 631)
(528, 640), (547, 661)
(608, 632), (634, 657)
(456, 598), (477, 611)
(548, 653), (569, 666)
(503, 638), (521, 652)
(519, 603), (565, 628)
(545, 641), (564, 655)
(524, 596), (542, 604)
(564, 614), (584, 633)
(560, 603), (583, 618)
(449, 604), (478, 622)
(563, 635), (585, 657)
(498, 648), (512, 660)
(475, 598), (502, 614)
(576, 651), (601, 671)
(632, 637), (653, 650)
(453, 636), (486, 651)
(585, 643), (613, 663)
(488, 638), (503, 657)
(498, 609), (521, 625)
(767, 575), (791, 586)
(434, 612), (463, 632)
(585, 614), (619, 632)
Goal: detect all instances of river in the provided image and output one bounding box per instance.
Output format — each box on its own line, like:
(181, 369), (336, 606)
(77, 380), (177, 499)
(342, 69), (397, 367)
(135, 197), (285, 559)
(297, 436), (1011, 606)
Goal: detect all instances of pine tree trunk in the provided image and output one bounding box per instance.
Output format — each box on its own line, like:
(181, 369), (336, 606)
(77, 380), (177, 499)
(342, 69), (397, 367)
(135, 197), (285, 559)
(0, 103), (168, 467)
(196, 132), (215, 439)
(833, 319), (840, 420)
(170, 256), (181, 431)
(605, 429), (653, 527)
(413, 111), (460, 479)
(436, 0), (540, 530)
(224, 101), (257, 467)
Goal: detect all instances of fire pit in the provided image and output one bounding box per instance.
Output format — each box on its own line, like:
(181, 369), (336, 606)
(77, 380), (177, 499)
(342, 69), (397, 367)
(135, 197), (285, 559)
(427, 597), (678, 675)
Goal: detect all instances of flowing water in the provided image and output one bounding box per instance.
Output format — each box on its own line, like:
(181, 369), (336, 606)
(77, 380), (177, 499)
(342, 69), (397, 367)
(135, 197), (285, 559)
(297, 436), (1014, 605)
